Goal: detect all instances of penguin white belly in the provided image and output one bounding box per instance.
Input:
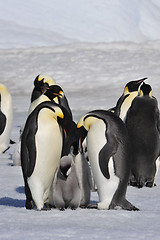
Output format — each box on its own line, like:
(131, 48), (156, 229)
(0, 92), (13, 153)
(87, 120), (119, 210)
(27, 109), (62, 209)
(120, 92), (137, 121)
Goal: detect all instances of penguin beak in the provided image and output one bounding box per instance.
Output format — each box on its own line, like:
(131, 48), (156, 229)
(59, 91), (63, 97)
(136, 77), (147, 85)
(53, 91), (63, 97)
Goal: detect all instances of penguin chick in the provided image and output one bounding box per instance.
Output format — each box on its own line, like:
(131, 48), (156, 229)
(126, 82), (160, 188)
(53, 153), (81, 210)
(112, 77), (147, 121)
(0, 84), (13, 153)
(31, 74), (56, 102)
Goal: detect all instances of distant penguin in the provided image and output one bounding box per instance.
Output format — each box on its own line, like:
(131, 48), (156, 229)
(77, 110), (139, 210)
(21, 101), (72, 210)
(0, 84), (13, 153)
(125, 82), (160, 188)
(53, 154), (81, 210)
(112, 78), (147, 121)
(31, 74), (56, 102)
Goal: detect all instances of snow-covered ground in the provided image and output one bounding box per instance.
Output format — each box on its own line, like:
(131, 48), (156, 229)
(0, 41), (160, 240)
(1, 0), (160, 239)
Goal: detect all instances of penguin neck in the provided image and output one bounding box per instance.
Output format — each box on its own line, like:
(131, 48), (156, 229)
(28, 95), (50, 115)
(120, 91), (138, 121)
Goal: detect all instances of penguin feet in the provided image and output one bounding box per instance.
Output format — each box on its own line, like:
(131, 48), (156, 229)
(109, 199), (139, 211)
(87, 203), (98, 209)
(25, 199), (35, 210)
(44, 203), (53, 210)
(59, 208), (65, 211)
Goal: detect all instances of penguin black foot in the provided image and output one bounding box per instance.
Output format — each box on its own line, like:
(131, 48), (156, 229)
(25, 199), (35, 210)
(146, 181), (154, 188)
(40, 207), (51, 211)
(44, 203), (53, 210)
(87, 203), (98, 209)
(109, 200), (139, 211)
(59, 208), (65, 211)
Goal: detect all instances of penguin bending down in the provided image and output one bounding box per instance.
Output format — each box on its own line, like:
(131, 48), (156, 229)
(111, 78), (147, 121)
(21, 101), (72, 210)
(77, 110), (139, 211)
(0, 84), (13, 153)
(31, 74), (56, 102)
(126, 82), (160, 188)
(53, 150), (93, 210)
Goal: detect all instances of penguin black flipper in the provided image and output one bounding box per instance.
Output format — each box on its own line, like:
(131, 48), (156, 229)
(84, 110), (119, 179)
(0, 110), (6, 135)
(21, 113), (37, 178)
(99, 130), (118, 179)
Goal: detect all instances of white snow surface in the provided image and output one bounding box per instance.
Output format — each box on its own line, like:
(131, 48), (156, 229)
(0, 41), (160, 240)
(1, 0), (160, 48)
(1, 0), (160, 239)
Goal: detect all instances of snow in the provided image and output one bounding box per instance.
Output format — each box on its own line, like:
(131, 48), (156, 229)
(0, 0), (160, 239)
(1, 0), (160, 48)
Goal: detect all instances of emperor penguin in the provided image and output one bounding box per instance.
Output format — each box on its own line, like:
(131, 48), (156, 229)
(112, 77), (147, 121)
(53, 150), (93, 210)
(13, 85), (75, 166)
(31, 74), (56, 102)
(28, 84), (68, 114)
(13, 85), (67, 166)
(125, 82), (160, 188)
(53, 153), (81, 210)
(77, 110), (139, 211)
(21, 101), (72, 210)
(0, 84), (13, 153)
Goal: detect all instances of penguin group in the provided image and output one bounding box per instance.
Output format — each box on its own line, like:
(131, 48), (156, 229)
(1, 74), (160, 212)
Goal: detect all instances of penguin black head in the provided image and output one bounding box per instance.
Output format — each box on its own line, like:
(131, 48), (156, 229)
(31, 74), (56, 102)
(124, 77), (147, 94)
(43, 85), (64, 101)
(34, 74), (56, 92)
(139, 82), (152, 97)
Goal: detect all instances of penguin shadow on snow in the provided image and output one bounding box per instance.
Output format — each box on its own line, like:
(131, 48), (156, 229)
(0, 187), (25, 208)
(0, 197), (25, 208)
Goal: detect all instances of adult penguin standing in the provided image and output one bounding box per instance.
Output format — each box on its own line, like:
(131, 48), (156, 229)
(111, 78), (147, 121)
(0, 84), (13, 153)
(77, 110), (139, 211)
(21, 101), (72, 210)
(126, 82), (160, 188)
